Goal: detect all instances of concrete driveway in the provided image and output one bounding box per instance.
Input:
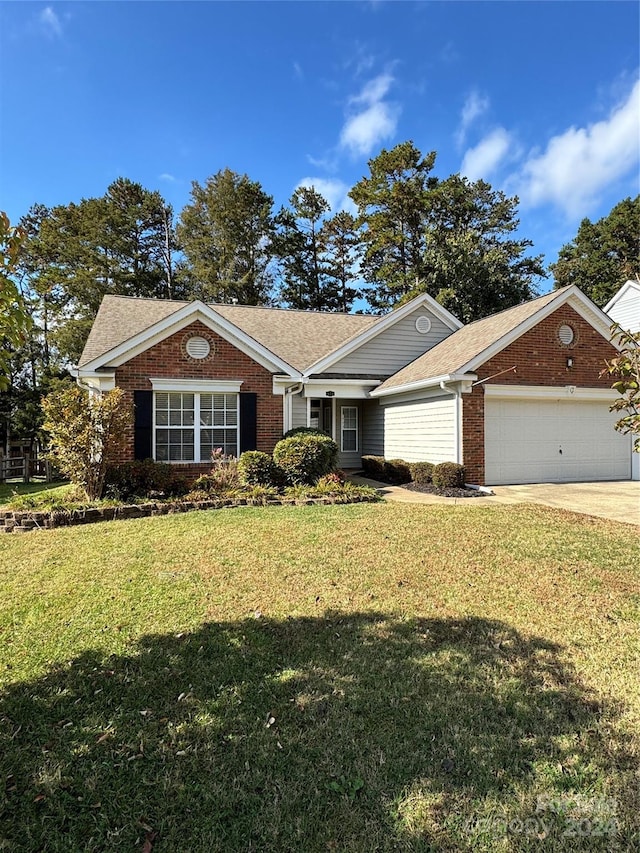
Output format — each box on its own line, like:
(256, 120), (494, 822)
(488, 481), (640, 525)
(350, 474), (640, 525)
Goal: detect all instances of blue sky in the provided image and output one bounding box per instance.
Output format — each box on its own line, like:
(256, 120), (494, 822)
(1, 1), (638, 294)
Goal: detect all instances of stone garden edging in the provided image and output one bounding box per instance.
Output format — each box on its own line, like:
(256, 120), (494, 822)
(0, 493), (379, 534)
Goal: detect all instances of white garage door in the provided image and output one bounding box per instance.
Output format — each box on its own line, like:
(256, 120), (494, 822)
(485, 394), (632, 485)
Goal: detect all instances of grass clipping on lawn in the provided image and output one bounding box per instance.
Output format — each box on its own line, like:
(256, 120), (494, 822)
(0, 502), (638, 852)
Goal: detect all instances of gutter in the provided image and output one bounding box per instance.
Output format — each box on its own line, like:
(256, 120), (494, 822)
(370, 372), (476, 398)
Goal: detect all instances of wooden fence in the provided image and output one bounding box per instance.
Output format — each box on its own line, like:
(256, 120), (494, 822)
(0, 454), (51, 483)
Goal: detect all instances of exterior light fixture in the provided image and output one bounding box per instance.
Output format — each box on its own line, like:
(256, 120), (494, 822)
(566, 357), (573, 368)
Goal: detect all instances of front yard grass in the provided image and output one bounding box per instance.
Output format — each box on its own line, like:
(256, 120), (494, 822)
(0, 502), (638, 851)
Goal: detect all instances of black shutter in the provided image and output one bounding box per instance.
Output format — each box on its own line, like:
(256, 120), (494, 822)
(134, 390), (153, 460)
(239, 393), (257, 453)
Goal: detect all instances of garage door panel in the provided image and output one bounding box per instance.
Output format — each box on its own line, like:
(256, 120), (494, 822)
(485, 396), (631, 485)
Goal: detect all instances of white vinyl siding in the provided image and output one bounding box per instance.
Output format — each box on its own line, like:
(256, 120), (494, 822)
(361, 400), (384, 457)
(291, 394), (308, 430)
(607, 288), (640, 333)
(383, 395), (456, 463)
(485, 397), (632, 485)
(331, 310), (453, 375)
(154, 391), (238, 462)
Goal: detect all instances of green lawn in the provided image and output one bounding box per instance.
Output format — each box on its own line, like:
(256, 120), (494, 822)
(0, 503), (638, 852)
(0, 479), (69, 506)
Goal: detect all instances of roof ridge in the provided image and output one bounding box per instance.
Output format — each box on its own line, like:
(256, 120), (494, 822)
(100, 293), (378, 319)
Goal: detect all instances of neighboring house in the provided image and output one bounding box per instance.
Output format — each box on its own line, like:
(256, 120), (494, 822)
(604, 280), (640, 334)
(77, 285), (638, 485)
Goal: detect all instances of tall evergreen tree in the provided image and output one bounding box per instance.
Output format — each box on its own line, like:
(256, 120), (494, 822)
(320, 211), (363, 312)
(17, 180), (177, 366)
(350, 140), (544, 321)
(420, 175), (544, 323)
(177, 168), (276, 305)
(349, 141), (437, 311)
(274, 186), (331, 310)
(550, 196), (639, 306)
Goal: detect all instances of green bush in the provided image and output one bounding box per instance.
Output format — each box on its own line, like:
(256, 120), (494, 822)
(409, 461), (434, 485)
(384, 459), (412, 485)
(104, 459), (187, 500)
(282, 426), (332, 439)
(432, 462), (466, 488)
(237, 451), (285, 488)
(361, 456), (386, 480)
(273, 433), (338, 485)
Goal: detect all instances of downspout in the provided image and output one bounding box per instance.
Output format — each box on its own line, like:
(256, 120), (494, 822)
(283, 382), (304, 434)
(439, 380), (462, 465)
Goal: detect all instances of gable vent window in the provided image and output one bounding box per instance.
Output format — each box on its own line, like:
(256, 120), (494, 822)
(558, 324), (575, 346)
(415, 315), (432, 334)
(186, 336), (211, 359)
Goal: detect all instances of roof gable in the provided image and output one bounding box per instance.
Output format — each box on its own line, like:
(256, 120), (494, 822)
(78, 295), (378, 374)
(373, 286), (616, 396)
(604, 279), (640, 313)
(302, 292), (462, 376)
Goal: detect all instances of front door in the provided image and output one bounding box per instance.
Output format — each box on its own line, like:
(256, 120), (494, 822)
(309, 398), (334, 437)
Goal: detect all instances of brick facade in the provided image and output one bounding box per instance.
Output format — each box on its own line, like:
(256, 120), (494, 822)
(461, 304), (619, 484)
(113, 320), (283, 477)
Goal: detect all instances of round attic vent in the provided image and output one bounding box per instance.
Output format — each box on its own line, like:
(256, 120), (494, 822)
(185, 336), (211, 359)
(558, 324), (574, 346)
(415, 315), (432, 334)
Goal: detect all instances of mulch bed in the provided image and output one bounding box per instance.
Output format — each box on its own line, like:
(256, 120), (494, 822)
(401, 482), (487, 499)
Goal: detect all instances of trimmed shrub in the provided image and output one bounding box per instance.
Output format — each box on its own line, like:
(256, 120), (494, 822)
(282, 426), (332, 439)
(238, 451), (284, 488)
(273, 433), (338, 485)
(361, 455), (386, 480)
(432, 462), (466, 489)
(104, 459), (187, 500)
(384, 459), (412, 485)
(409, 461), (434, 485)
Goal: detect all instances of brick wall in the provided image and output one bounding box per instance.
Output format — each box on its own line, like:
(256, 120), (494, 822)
(113, 320), (283, 477)
(462, 304), (619, 484)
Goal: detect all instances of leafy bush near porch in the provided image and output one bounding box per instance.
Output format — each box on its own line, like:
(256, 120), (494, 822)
(385, 458), (412, 485)
(273, 432), (338, 485)
(361, 456), (411, 484)
(361, 455), (386, 480)
(238, 451), (286, 488)
(409, 461), (434, 485)
(282, 426), (332, 439)
(432, 461), (466, 488)
(104, 459), (188, 500)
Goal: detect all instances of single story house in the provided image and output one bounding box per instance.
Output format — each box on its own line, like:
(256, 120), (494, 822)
(77, 284), (638, 485)
(604, 279), (640, 334)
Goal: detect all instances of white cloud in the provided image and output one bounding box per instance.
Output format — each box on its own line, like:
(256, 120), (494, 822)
(159, 173), (176, 183)
(293, 61), (303, 80)
(515, 79), (640, 217)
(39, 6), (62, 38)
(340, 73), (400, 156)
(296, 177), (355, 213)
(456, 90), (489, 147)
(461, 127), (512, 181)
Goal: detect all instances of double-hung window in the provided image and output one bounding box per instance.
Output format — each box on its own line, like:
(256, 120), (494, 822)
(341, 406), (358, 452)
(154, 387), (240, 462)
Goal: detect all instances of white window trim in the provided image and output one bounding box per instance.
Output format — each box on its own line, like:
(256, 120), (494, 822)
(150, 378), (243, 393)
(152, 389), (241, 463)
(340, 405), (358, 453)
